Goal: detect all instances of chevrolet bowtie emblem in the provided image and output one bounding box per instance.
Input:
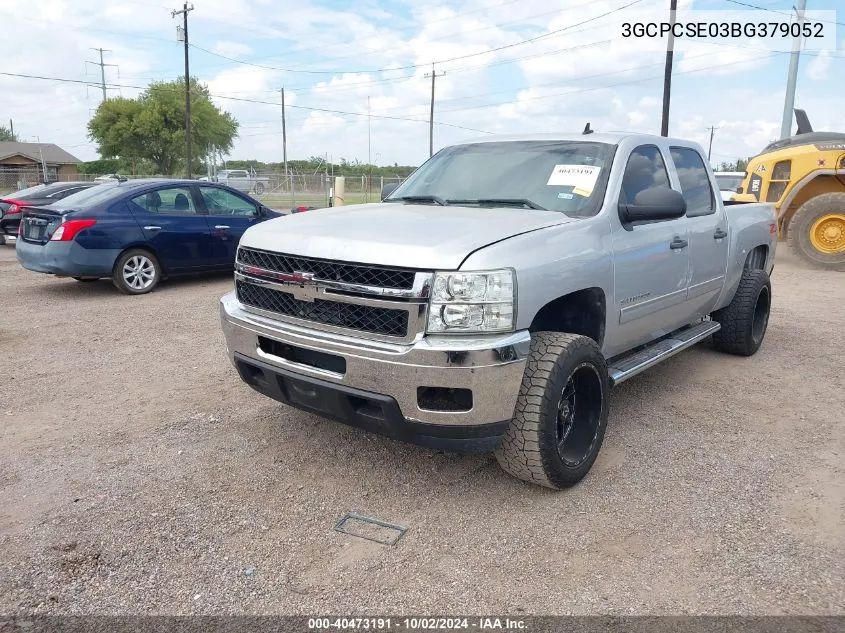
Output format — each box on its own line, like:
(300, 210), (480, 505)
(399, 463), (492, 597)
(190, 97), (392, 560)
(241, 264), (314, 284)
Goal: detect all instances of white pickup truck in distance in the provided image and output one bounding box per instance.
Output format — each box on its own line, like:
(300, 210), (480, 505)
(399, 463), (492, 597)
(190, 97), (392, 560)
(220, 132), (778, 489)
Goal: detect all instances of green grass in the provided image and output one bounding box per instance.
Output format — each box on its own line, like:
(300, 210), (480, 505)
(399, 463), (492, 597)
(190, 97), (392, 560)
(260, 191), (376, 210)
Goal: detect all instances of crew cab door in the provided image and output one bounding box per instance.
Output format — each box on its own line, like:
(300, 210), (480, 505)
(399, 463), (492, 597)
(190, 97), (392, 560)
(669, 146), (729, 318)
(610, 144), (691, 352)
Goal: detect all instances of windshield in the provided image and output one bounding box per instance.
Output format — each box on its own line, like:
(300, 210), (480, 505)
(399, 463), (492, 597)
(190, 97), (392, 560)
(387, 140), (616, 216)
(51, 182), (122, 208)
(715, 175), (744, 191)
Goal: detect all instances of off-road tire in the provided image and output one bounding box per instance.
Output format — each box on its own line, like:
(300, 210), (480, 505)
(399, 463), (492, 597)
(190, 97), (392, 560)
(254, 182), (266, 195)
(495, 332), (609, 489)
(112, 249), (162, 295)
(711, 269), (771, 356)
(787, 192), (845, 270)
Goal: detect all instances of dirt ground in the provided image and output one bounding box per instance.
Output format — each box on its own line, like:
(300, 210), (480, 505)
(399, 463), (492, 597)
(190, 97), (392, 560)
(0, 242), (842, 615)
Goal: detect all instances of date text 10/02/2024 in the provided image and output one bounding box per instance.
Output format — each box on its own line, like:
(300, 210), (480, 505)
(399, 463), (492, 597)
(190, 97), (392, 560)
(308, 618), (528, 630)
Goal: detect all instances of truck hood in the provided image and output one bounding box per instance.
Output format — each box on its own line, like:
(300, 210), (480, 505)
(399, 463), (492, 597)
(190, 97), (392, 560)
(242, 203), (577, 269)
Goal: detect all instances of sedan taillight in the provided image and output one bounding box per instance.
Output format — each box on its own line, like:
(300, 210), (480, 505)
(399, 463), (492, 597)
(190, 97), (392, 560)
(50, 219), (97, 241)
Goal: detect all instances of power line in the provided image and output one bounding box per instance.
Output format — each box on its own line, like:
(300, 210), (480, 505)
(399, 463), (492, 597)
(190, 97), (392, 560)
(187, 0), (543, 74)
(267, 38), (616, 95)
(187, 0), (646, 76)
(0, 71), (494, 134)
(433, 50), (784, 116)
(724, 0), (845, 26)
(191, 0), (616, 76)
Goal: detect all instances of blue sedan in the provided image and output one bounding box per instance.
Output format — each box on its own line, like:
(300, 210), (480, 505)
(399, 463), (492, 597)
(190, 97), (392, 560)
(16, 178), (282, 294)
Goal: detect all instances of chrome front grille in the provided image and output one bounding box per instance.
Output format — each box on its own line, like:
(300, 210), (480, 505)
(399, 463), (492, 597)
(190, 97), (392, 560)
(236, 280), (410, 338)
(237, 247), (416, 290)
(234, 248), (432, 343)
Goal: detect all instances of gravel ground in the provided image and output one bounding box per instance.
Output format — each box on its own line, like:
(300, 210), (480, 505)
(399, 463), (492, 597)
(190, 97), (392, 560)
(0, 243), (842, 615)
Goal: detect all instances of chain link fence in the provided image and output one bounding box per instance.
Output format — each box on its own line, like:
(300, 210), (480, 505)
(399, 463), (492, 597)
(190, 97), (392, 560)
(1, 168), (408, 210)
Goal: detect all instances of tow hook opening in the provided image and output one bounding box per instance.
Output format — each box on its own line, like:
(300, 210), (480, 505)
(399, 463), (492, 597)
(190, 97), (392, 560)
(417, 387), (473, 412)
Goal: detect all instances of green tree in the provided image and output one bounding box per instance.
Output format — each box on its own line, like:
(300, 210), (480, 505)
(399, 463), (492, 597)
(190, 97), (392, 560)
(716, 158), (750, 172)
(0, 125), (18, 141)
(88, 78), (238, 175)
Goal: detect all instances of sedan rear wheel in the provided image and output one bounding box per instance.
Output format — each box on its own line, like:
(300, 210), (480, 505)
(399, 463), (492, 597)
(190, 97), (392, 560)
(113, 249), (161, 295)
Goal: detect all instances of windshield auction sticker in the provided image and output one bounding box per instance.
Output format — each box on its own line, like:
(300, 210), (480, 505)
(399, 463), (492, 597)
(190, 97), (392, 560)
(547, 164), (601, 197)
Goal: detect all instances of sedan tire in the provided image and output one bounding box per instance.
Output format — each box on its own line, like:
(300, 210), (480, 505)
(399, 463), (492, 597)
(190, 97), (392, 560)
(112, 249), (161, 295)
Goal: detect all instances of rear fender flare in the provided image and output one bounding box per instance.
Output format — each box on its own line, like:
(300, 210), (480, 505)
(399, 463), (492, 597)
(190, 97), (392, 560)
(778, 169), (841, 223)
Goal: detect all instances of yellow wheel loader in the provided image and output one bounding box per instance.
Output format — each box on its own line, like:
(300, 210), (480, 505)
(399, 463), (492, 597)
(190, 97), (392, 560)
(732, 109), (845, 270)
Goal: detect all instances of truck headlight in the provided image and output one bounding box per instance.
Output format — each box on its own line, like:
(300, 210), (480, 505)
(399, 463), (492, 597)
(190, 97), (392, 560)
(427, 270), (515, 333)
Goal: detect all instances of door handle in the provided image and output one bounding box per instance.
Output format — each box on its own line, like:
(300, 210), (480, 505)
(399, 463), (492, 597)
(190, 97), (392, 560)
(714, 228), (728, 239)
(670, 237), (688, 250)
(143, 225), (161, 231)
(214, 225), (230, 230)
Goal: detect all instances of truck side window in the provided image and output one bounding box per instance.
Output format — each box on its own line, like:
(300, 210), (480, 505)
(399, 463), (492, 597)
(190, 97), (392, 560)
(670, 146), (715, 217)
(618, 145), (671, 206)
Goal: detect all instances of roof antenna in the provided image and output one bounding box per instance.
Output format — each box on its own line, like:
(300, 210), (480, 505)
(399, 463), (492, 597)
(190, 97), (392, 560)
(583, 122), (594, 135)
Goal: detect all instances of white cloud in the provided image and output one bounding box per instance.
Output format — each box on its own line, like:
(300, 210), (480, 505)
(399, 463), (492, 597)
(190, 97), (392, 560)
(212, 41), (252, 58)
(806, 51), (831, 81)
(1, 0), (843, 170)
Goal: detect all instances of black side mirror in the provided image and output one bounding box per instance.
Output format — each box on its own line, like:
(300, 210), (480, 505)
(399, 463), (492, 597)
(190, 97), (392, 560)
(619, 187), (686, 224)
(381, 182), (399, 201)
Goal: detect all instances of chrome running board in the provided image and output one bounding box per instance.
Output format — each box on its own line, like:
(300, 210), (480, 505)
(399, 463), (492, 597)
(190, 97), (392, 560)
(608, 321), (721, 386)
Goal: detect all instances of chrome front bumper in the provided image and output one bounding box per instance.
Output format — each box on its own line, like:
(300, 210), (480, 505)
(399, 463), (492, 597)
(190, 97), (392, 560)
(220, 291), (530, 432)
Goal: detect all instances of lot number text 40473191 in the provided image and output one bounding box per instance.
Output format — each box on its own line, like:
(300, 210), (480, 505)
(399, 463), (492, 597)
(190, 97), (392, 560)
(307, 617), (528, 630)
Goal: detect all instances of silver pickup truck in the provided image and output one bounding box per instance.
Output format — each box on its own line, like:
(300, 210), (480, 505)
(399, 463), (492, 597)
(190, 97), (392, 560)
(202, 169), (269, 195)
(220, 132), (777, 489)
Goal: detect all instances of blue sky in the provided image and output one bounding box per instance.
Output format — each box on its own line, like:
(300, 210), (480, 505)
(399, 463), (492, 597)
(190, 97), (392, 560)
(1, 0), (842, 168)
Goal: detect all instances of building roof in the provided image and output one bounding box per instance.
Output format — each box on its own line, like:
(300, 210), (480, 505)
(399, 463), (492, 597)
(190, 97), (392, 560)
(0, 142), (82, 165)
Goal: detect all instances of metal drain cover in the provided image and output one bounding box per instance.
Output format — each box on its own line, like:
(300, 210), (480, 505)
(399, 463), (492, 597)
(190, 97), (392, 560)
(333, 512), (407, 545)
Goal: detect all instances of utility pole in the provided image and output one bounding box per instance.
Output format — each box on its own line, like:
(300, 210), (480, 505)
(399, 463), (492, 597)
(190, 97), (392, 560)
(367, 95), (372, 201)
(660, 0), (678, 136)
(281, 88), (288, 189)
(8, 119), (13, 138)
(424, 64), (444, 157)
(707, 126), (718, 160)
(780, 0), (807, 139)
(86, 48), (118, 102)
(32, 136), (48, 183)
(172, 2), (194, 178)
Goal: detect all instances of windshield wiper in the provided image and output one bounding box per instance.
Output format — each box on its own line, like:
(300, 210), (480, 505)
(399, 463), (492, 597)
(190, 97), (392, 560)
(394, 195), (447, 206)
(474, 198), (547, 210)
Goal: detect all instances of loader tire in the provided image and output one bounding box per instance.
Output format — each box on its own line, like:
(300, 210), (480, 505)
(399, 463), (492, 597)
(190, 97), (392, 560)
(495, 332), (609, 489)
(711, 268), (771, 356)
(787, 193), (845, 270)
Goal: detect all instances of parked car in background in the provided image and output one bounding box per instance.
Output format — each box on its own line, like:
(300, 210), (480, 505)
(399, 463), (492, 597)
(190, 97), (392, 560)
(714, 171), (746, 202)
(200, 169), (270, 195)
(16, 179), (282, 294)
(1, 181), (100, 244)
